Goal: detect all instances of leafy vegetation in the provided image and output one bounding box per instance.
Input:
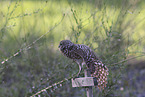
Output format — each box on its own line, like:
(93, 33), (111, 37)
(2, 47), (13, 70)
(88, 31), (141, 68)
(0, 0), (145, 97)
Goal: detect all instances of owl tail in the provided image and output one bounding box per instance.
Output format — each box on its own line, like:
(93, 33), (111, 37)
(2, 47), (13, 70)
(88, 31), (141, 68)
(91, 62), (109, 90)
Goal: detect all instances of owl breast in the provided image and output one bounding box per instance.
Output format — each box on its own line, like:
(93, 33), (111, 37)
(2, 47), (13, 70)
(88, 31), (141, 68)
(62, 48), (82, 60)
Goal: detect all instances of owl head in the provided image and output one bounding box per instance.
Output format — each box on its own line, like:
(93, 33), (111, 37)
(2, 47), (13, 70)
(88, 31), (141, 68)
(58, 40), (74, 51)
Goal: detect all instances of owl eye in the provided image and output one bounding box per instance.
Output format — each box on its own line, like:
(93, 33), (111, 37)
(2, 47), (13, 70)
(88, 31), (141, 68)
(59, 41), (64, 46)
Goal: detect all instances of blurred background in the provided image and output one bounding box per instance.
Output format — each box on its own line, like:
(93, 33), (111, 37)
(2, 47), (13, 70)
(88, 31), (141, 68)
(0, 0), (145, 97)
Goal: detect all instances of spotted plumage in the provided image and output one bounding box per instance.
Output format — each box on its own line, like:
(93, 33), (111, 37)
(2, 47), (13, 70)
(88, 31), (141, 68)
(58, 40), (109, 90)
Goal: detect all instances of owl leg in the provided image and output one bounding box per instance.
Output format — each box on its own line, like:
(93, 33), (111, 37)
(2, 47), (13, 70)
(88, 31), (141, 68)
(77, 64), (82, 77)
(73, 63), (82, 79)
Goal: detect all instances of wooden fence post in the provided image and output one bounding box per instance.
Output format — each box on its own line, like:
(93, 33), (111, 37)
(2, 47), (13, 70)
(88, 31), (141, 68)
(84, 69), (93, 97)
(72, 69), (97, 97)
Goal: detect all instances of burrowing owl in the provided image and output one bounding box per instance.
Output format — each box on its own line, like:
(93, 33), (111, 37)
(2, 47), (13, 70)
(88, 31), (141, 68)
(59, 40), (109, 90)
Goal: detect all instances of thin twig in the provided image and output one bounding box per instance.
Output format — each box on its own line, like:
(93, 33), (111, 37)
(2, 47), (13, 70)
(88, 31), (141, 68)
(1, 14), (65, 65)
(111, 54), (145, 66)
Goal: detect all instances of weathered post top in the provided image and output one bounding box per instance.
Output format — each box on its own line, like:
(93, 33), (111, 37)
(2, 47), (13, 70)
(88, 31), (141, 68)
(72, 69), (97, 87)
(71, 69), (98, 97)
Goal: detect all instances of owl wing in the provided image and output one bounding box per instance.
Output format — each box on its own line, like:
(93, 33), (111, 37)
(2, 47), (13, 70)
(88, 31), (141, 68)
(72, 44), (97, 73)
(70, 44), (91, 63)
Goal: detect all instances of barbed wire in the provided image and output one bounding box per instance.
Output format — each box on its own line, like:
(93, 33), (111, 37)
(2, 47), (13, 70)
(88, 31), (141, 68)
(1, 14), (65, 65)
(30, 73), (78, 97)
